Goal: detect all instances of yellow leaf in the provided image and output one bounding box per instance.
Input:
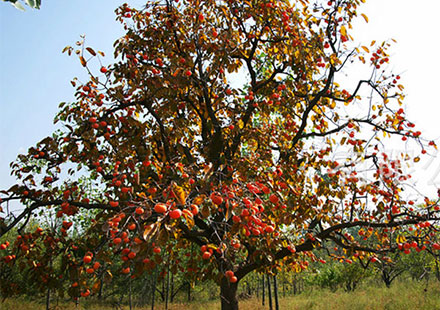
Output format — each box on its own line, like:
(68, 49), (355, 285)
(182, 212), (194, 229)
(361, 13), (369, 23)
(193, 195), (206, 205)
(340, 25), (347, 37)
(136, 192), (147, 199)
(80, 56), (87, 67)
(361, 46), (369, 53)
(201, 205), (210, 218)
(207, 244), (218, 250)
(86, 47), (96, 56)
(172, 68), (181, 77)
(173, 183), (187, 205)
(143, 223), (159, 241)
(396, 235), (406, 243)
(62, 46), (72, 53)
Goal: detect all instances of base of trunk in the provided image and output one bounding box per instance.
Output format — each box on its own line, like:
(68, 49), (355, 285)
(220, 276), (239, 310)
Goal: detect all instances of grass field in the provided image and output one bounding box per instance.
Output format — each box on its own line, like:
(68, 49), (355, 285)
(2, 280), (440, 310)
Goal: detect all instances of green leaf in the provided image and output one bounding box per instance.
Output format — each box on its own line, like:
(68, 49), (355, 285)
(3, 0), (41, 10)
(12, 1), (26, 11)
(25, 0), (35, 8)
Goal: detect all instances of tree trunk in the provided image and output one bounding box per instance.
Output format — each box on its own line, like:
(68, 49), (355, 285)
(151, 269), (157, 310)
(382, 269), (392, 288)
(142, 274), (150, 306)
(220, 276), (239, 310)
(46, 257), (53, 310)
(46, 286), (51, 310)
(98, 275), (103, 300)
(162, 272), (166, 301)
(129, 277), (133, 310)
(165, 262), (170, 310)
(267, 275), (273, 310)
(170, 270), (175, 302)
(187, 281), (191, 302)
(262, 275), (265, 306)
(273, 276), (279, 310)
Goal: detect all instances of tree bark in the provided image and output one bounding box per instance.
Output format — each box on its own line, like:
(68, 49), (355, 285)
(382, 269), (392, 288)
(129, 277), (133, 310)
(220, 276), (239, 310)
(142, 273), (150, 306)
(170, 270), (175, 302)
(46, 286), (51, 310)
(267, 275), (273, 310)
(151, 269), (157, 310)
(165, 262), (170, 310)
(98, 275), (103, 300)
(262, 275), (265, 306)
(46, 256), (53, 310)
(162, 272), (166, 301)
(273, 276), (279, 310)
(187, 281), (191, 302)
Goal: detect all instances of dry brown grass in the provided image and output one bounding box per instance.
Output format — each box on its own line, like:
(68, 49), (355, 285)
(2, 280), (440, 310)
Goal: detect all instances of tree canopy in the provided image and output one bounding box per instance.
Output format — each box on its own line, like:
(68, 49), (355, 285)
(1, 0), (440, 309)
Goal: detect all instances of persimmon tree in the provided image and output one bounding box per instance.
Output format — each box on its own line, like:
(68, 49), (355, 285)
(1, 0), (440, 309)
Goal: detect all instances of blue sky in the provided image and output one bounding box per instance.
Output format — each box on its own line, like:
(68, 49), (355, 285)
(0, 0), (144, 190)
(1, 0), (440, 199)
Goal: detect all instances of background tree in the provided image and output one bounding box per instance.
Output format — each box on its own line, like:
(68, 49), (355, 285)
(1, 0), (440, 309)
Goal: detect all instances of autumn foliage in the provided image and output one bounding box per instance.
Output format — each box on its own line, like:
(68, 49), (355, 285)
(1, 0), (440, 309)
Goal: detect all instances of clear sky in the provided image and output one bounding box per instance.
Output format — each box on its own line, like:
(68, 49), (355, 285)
(0, 0), (145, 189)
(1, 0), (440, 200)
(349, 0), (440, 198)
